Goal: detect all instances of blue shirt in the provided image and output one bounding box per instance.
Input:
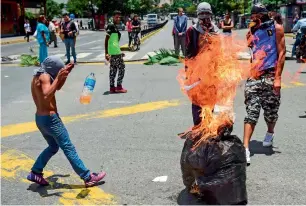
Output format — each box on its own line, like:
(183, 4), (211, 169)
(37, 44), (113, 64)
(174, 15), (188, 34)
(292, 18), (306, 33)
(251, 20), (278, 71)
(36, 23), (50, 44)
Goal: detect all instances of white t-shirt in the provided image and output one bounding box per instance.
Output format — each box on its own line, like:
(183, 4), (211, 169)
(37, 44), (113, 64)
(24, 23), (31, 32)
(48, 22), (56, 32)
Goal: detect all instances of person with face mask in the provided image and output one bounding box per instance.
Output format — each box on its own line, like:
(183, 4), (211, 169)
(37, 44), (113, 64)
(244, 4), (285, 165)
(185, 2), (220, 127)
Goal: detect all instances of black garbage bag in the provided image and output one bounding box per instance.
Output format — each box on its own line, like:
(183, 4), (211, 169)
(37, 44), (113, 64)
(180, 127), (247, 205)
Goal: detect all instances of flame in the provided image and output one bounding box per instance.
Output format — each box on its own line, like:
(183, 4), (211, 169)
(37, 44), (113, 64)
(177, 33), (250, 145)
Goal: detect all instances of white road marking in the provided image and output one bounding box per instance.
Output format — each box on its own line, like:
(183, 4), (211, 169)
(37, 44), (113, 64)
(4, 75), (9, 78)
(123, 52), (137, 60)
(90, 53), (105, 61)
(77, 53), (92, 58)
(91, 46), (103, 49)
(142, 52), (156, 59)
(76, 40), (103, 48)
(53, 53), (65, 58)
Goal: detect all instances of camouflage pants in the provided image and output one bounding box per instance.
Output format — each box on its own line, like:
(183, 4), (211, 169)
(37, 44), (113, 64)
(244, 72), (281, 125)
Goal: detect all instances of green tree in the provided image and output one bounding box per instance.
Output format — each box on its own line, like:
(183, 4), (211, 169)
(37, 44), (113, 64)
(186, 4), (196, 15)
(261, 0), (286, 11)
(160, 3), (171, 14)
(46, 0), (64, 20)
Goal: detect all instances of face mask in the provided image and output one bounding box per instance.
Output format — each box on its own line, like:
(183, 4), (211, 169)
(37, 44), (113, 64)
(198, 14), (212, 28)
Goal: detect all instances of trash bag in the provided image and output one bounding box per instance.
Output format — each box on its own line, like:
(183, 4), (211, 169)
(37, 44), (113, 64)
(159, 56), (180, 65)
(180, 128), (248, 205)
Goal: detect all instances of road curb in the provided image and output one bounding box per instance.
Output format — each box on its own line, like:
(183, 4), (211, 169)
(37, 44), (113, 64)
(1, 38), (35, 45)
(285, 33), (295, 38)
(120, 27), (164, 51)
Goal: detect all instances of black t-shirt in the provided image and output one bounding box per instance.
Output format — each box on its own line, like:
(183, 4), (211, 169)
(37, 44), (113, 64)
(106, 23), (121, 40)
(62, 21), (77, 38)
(132, 20), (141, 32)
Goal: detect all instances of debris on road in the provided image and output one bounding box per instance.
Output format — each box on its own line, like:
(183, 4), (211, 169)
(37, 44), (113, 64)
(152, 176), (168, 182)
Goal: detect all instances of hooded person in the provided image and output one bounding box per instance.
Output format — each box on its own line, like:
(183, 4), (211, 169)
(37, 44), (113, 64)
(33, 55), (65, 82)
(185, 2), (221, 127)
(28, 55), (107, 187)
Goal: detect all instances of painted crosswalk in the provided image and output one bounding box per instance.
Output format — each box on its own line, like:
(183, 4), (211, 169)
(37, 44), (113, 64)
(1, 51), (153, 63)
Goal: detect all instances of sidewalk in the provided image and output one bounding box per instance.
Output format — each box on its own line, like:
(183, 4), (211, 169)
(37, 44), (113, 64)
(1, 36), (35, 45)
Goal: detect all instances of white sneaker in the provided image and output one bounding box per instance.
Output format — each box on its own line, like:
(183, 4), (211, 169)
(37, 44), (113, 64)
(263, 132), (274, 147)
(245, 148), (251, 165)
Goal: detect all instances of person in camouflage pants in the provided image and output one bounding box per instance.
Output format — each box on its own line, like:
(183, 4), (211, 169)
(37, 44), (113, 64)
(244, 72), (281, 125)
(243, 4), (285, 165)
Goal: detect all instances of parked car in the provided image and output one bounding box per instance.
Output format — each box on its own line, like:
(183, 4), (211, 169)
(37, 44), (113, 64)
(147, 13), (158, 28)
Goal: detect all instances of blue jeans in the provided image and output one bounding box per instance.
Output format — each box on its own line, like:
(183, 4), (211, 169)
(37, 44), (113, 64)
(39, 43), (48, 63)
(32, 114), (90, 180)
(292, 33), (302, 57)
(64, 38), (76, 62)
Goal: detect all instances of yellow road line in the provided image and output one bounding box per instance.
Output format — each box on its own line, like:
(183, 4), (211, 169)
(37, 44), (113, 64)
(290, 81), (305, 86)
(1, 149), (116, 205)
(1, 100), (181, 138)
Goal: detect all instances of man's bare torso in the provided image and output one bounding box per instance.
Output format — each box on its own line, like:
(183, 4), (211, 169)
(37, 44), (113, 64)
(31, 74), (57, 115)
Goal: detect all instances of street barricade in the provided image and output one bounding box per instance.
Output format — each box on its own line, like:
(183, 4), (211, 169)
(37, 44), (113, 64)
(141, 20), (168, 38)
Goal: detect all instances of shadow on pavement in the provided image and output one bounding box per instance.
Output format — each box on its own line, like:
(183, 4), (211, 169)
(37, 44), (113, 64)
(299, 111), (306, 118)
(249, 140), (281, 157)
(177, 188), (207, 205)
(27, 174), (105, 199)
(300, 71), (306, 74)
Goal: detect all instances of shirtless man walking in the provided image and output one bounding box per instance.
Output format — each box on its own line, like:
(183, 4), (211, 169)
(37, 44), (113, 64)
(27, 56), (106, 187)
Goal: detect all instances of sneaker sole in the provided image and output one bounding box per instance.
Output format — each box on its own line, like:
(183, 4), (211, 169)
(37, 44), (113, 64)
(262, 142), (273, 147)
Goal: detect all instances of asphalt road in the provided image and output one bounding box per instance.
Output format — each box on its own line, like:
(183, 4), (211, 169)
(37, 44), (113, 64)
(1, 23), (306, 205)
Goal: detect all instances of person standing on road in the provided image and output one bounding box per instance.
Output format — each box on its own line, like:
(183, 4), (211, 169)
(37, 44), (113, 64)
(244, 4), (285, 165)
(185, 2), (220, 126)
(105, 10), (127, 94)
(69, 14), (79, 47)
(48, 19), (58, 48)
(126, 18), (133, 49)
(131, 14), (141, 45)
(27, 56), (106, 187)
(61, 13), (78, 64)
(221, 12), (234, 36)
(24, 19), (31, 42)
(291, 13), (306, 58)
(173, 8), (188, 56)
(36, 15), (50, 64)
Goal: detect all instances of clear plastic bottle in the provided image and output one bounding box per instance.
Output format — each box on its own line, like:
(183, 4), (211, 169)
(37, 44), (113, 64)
(80, 73), (96, 104)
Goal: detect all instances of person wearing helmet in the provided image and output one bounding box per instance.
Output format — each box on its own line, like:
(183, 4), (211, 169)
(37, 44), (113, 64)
(185, 2), (220, 127)
(69, 13), (79, 47)
(61, 13), (78, 64)
(244, 4), (285, 165)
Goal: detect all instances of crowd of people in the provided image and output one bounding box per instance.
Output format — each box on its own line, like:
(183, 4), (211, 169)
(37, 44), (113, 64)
(25, 2), (286, 193)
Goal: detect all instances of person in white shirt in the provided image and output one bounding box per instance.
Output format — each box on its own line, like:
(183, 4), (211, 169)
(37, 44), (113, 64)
(24, 20), (31, 42)
(48, 19), (58, 48)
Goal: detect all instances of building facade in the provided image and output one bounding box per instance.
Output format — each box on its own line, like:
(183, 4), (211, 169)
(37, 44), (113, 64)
(1, 0), (46, 37)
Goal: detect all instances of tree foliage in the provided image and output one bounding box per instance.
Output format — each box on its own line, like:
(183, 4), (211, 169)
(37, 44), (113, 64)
(46, 0), (64, 20)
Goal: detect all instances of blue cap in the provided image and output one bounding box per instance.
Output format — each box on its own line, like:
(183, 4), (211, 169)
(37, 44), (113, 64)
(70, 14), (75, 19)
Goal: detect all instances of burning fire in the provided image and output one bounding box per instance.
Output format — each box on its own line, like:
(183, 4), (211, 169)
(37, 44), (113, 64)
(177, 33), (250, 146)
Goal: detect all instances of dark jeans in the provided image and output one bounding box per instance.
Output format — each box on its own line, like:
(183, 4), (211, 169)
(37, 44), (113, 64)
(174, 34), (186, 56)
(292, 33), (302, 57)
(24, 31), (30, 42)
(49, 31), (57, 47)
(128, 32), (132, 47)
(192, 104), (202, 126)
(64, 38), (76, 63)
(32, 113), (90, 180)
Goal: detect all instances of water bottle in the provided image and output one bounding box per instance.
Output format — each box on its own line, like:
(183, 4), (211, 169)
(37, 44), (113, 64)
(80, 73), (96, 104)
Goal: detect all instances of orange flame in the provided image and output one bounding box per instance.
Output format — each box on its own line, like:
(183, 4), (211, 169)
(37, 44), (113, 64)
(177, 33), (251, 145)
